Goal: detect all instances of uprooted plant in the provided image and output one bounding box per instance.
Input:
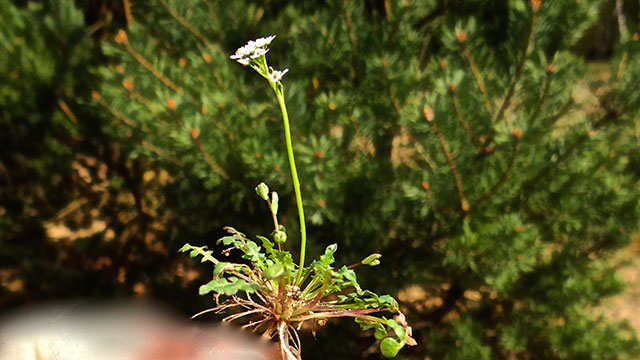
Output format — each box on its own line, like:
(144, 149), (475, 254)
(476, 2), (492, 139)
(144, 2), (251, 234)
(180, 35), (415, 359)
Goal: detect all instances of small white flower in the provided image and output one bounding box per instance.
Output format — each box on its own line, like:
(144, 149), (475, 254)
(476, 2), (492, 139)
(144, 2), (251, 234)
(253, 35), (276, 48)
(268, 68), (289, 83)
(230, 35), (276, 66)
(250, 47), (268, 59)
(236, 57), (250, 66)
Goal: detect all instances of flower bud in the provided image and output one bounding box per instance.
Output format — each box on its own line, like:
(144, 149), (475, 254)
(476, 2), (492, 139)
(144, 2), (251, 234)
(274, 228), (287, 244)
(362, 253), (382, 266)
(270, 191), (279, 216)
(166, 98), (176, 111)
(115, 30), (128, 44)
(423, 106), (435, 122)
(512, 128), (522, 140)
(255, 183), (269, 201)
(456, 31), (467, 43)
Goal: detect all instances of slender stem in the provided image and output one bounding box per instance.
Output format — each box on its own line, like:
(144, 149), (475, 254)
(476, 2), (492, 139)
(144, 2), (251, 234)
(459, 41), (493, 115)
(274, 88), (307, 285)
(425, 106), (468, 213)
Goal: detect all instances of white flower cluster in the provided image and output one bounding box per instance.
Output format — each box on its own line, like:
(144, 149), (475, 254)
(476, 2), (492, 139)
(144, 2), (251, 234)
(230, 35), (276, 66)
(268, 68), (289, 83)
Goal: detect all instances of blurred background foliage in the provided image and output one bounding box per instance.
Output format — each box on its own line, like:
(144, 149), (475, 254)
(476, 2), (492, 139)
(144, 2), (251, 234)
(2, 0), (640, 359)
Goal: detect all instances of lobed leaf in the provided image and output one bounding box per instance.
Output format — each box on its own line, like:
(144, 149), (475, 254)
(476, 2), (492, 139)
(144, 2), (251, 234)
(199, 276), (261, 296)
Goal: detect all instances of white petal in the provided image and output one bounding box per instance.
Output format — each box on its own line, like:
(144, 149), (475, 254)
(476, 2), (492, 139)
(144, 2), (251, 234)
(268, 68), (289, 83)
(254, 35), (276, 48)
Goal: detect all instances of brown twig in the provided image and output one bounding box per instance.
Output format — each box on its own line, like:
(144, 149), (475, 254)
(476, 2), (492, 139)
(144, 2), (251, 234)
(114, 30), (197, 105)
(57, 99), (77, 123)
(200, 53), (225, 90)
(406, 131), (436, 170)
(216, 102), (234, 148)
(160, 0), (213, 47)
(141, 140), (185, 167)
(342, 0), (357, 56)
(448, 85), (480, 150)
(92, 92), (184, 166)
(529, 64), (555, 124)
(458, 35), (493, 115)
(123, 0), (132, 27)
(201, 0), (222, 29)
(424, 106), (468, 213)
(92, 91), (137, 127)
(122, 78), (162, 117)
(168, 103), (229, 178)
(421, 180), (435, 206)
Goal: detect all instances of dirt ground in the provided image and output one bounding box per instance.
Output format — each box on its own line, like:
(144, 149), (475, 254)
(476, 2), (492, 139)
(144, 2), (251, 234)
(599, 233), (640, 333)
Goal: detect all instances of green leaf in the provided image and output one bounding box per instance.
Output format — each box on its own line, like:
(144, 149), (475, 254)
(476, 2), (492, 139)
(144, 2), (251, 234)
(199, 277), (260, 296)
(334, 265), (360, 292)
(386, 319), (406, 340)
(179, 243), (216, 263)
(217, 235), (239, 246)
(320, 243), (338, 265)
(213, 261), (230, 276)
(355, 317), (388, 339)
(256, 235), (275, 255)
(242, 240), (266, 268)
(263, 262), (285, 279)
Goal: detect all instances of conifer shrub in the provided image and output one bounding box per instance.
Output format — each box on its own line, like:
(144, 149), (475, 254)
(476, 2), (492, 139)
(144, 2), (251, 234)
(89, 0), (640, 358)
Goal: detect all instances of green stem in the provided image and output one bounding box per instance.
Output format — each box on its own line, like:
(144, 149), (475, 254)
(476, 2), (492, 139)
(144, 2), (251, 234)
(274, 87), (307, 285)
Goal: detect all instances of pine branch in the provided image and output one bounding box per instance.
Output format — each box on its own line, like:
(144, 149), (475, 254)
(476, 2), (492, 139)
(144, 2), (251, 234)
(476, 4), (539, 153)
(141, 140), (185, 167)
(310, 16), (340, 51)
(123, 80), (161, 116)
(469, 131), (521, 214)
(406, 130), (436, 170)
(167, 100), (229, 179)
(202, 53), (226, 90)
(160, 0), (214, 47)
(448, 84), (480, 151)
(457, 32), (493, 115)
(216, 102), (235, 149)
(529, 64), (555, 124)
(514, 104), (622, 207)
(114, 30), (197, 105)
(92, 90), (137, 128)
(93, 91), (186, 167)
(491, 4), (538, 126)
(191, 130), (229, 179)
(342, 0), (357, 57)
(424, 106), (468, 213)
(543, 97), (574, 128)
(341, 0), (359, 80)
